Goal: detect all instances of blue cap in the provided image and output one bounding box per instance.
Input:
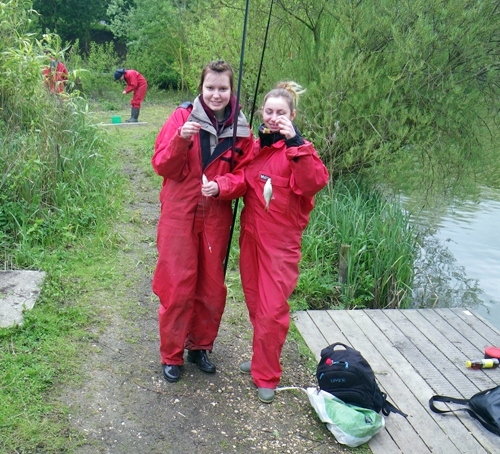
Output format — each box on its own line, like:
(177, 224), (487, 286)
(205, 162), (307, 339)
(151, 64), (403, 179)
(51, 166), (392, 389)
(114, 68), (125, 80)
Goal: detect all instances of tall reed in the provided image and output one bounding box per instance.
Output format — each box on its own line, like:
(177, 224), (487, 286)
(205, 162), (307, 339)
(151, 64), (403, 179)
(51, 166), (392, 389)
(0, 6), (121, 267)
(297, 177), (417, 309)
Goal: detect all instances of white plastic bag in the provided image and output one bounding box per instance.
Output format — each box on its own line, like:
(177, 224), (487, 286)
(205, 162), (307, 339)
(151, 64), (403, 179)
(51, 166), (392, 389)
(306, 387), (385, 447)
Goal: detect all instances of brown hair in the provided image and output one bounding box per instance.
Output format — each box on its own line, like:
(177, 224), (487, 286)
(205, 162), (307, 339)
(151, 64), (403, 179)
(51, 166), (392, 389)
(198, 60), (234, 93)
(263, 81), (306, 112)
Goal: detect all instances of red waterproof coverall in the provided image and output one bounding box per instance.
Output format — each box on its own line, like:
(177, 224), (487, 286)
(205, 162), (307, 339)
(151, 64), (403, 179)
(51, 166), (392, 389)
(43, 60), (68, 93)
(152, 98), (253, 366)
(123, 70), (148, 108)
(239, 136), (329, 388)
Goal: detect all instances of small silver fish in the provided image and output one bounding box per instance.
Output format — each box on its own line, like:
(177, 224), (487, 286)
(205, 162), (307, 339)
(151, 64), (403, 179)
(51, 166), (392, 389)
(263, 178), (272, 211)
(202, 174), (208, 185)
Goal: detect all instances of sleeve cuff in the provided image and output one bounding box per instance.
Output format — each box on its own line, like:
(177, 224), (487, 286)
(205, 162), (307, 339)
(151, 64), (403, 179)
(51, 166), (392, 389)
(285, 135), (304, 148)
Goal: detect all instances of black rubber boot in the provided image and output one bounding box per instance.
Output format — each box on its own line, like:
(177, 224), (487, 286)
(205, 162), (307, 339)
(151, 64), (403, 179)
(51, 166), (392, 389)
(187, 350), (216, 373)
(125, 107), (139, 122)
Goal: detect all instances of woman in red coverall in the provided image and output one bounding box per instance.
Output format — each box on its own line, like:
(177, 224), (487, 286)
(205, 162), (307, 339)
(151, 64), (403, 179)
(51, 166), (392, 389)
(152, 60), (254, 383)
(114, 68), (148, 122)
(238, 82), (329, 403)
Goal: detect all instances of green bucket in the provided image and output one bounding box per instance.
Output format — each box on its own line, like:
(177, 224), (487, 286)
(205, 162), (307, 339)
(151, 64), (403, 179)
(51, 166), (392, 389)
(111, 115), (121, 124)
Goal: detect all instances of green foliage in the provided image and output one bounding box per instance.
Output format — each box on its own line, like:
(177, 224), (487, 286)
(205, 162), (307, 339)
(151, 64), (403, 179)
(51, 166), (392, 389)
(0, 269), (93, 452)
(102, 0), (500, 197)
(107, 0), (267, 99)
(69, 40), (122, 101)
(107, 0), (185, 89)
(0, 6), (126, 451)
(0, 91), (121, 265)
(296, 177), (417, 309)
(280, 0), (500, 194)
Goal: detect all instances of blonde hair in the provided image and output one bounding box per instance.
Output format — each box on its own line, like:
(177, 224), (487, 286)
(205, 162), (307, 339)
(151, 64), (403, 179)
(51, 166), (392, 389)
(263, 81), (306, 111)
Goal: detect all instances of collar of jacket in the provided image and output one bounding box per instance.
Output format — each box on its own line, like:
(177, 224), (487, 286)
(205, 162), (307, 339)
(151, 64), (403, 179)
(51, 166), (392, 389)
(258, 123), (304, 149)
(188, 96), (251, 139)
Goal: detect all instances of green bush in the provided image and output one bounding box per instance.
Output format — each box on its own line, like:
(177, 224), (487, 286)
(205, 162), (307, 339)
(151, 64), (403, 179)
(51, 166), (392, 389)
(67, 40), (123, 104)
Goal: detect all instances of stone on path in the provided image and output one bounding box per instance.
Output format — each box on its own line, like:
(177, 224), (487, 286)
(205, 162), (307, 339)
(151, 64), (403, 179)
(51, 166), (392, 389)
(0, 270), (45, 328)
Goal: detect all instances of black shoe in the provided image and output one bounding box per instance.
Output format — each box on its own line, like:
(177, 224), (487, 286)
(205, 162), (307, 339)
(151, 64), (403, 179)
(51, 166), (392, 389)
(162, 364), (180, 383)
(187, 350), (216, 373)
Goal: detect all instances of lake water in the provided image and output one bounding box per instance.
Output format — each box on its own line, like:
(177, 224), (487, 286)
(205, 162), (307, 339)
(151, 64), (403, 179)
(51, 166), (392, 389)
(407, 188), (500, 330)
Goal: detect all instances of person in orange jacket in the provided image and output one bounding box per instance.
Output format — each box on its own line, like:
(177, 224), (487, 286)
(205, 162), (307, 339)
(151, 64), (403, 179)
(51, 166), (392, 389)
(151, 60), (254, 383)
(43, 51), (68, 94)
(238, 81), (329, 403)
(114, 68), (148, 122)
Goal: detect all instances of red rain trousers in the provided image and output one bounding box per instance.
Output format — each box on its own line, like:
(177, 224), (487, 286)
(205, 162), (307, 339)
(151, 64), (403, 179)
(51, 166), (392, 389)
(152, 101), (253, 365)
(239, 138), (329, 388)
(124, 70), (148, 108)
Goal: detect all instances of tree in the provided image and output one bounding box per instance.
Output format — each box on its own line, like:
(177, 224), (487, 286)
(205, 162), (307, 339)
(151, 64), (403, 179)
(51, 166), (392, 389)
(269, 0), (500, 190)
(32, 0), (110, 47)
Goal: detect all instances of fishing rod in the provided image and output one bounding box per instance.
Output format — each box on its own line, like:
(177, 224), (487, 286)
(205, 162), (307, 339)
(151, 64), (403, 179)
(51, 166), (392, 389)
(223, 0), (250, 277)
(223, 0), (275, 277)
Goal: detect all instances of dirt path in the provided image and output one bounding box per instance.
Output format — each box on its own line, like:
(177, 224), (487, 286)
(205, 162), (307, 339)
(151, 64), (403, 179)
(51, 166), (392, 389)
(60, 105), (350, 453)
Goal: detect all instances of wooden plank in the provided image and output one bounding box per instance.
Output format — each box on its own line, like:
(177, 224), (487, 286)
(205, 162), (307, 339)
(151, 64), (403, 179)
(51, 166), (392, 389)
(307, 309), (349, 346)
(369, 310), (499, 453)
(400, 310), (483, 395)
(417, 309), (498, 390)
(352, 310), (490, 454)
(294, 309), (500, 454)
(292, 311), (328, 361)
(436, 308), (500, 352)
(97, 122), (148, 126)
(307, 310), (402, 454)
(325, 310), (441, 454)
(368, 310), (460, 397)
(418, 309), (485, 359)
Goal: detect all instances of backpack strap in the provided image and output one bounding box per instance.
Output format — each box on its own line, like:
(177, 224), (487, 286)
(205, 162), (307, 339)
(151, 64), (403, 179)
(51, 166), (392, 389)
(429, 394), (500, 436)
(320, 342), (355, 358)
(429, 394), (469, 412)
(383, 398), (408, 417)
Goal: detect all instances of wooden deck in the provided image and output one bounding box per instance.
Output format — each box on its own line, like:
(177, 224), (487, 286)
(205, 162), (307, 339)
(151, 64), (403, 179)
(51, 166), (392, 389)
(293, 308), (500, 453)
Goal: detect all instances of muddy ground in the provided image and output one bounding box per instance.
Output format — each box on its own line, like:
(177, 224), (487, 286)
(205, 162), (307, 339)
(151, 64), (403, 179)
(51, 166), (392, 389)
(59, 107), (352, 454)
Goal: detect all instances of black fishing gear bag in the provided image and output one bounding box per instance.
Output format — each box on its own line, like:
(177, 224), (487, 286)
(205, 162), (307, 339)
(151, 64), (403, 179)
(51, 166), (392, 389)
(429, 385), (500, 436)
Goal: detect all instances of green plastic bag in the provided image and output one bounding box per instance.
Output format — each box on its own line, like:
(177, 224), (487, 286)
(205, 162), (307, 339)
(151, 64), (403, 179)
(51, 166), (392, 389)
(306, 387), (385, 447)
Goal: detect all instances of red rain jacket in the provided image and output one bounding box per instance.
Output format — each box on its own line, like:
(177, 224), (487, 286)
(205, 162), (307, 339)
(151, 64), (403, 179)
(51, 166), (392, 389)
(239, 134), (329, 388)
(43, 59), (68, 93)
(152, 98), (253, 365)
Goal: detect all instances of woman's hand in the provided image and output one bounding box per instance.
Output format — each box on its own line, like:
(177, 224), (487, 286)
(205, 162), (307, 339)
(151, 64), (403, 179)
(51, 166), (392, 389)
(180, 121), (202, 140)
(122, 90), (126, 94)
(201, 180), (220, 197)
(275, 115), (296, 140)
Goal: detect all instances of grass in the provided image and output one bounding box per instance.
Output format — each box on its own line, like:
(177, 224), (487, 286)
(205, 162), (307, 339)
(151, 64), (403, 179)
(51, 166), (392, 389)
(0, 92), (172, 451)
(296, 177), (417, 310)
(0, 232), (131, 451)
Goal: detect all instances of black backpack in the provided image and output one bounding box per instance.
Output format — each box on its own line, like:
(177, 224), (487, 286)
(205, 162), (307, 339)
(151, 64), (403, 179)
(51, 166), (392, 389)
(316, 342), (406, 417)
(429, 386), (500, 436)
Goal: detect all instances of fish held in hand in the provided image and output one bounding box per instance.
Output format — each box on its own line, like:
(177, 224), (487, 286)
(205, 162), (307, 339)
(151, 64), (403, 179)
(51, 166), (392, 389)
(263, 178), (273, 211)
(202, 174), (208, 185)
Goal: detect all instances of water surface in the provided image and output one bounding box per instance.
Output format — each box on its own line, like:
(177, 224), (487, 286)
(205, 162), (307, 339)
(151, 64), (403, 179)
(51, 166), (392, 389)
(408, 188), (500, 330)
